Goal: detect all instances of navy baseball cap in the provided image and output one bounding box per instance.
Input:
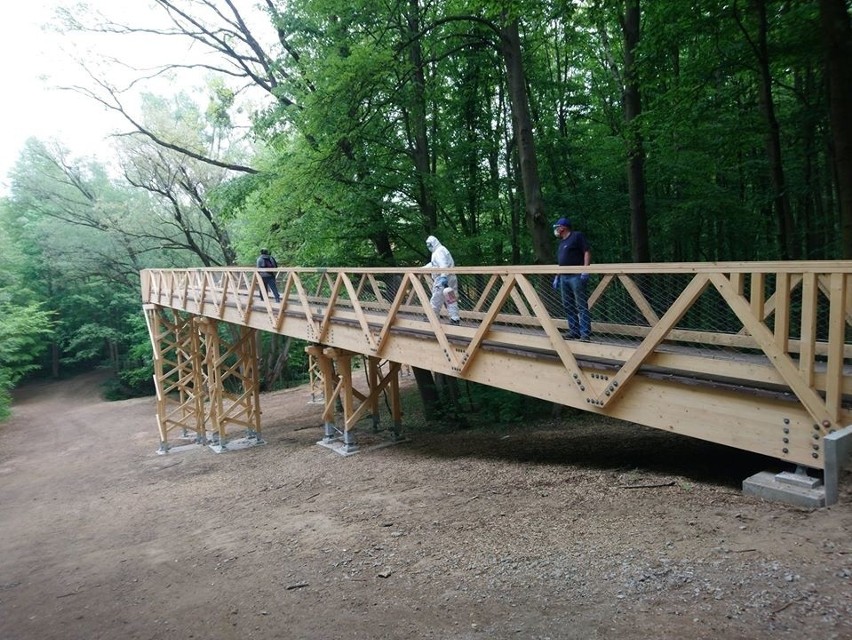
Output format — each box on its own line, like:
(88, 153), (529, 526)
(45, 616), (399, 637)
(552, 217), (572, 228)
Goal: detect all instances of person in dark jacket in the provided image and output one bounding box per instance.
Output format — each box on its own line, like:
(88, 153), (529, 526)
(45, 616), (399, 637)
(256, 249), (280, 303)
(552, 218), (591, 340)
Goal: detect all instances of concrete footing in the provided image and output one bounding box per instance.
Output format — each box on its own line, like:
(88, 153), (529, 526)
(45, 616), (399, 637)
(824, 426), (852, 506)
(743, 427), (852, 508)
(743, 470), (825, 509)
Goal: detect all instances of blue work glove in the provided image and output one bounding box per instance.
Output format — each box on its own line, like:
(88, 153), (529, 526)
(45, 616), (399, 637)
(552, 275), (559, 289)
(580, 273), (589, 282)
(435, 276), (448, 289)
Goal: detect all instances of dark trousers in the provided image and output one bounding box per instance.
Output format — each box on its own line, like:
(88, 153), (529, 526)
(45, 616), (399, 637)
(558, 274), (591, 338)
(261, 275), (280, 302)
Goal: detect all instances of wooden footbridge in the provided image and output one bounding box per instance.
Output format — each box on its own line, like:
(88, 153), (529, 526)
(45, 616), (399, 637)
(140, 262), (852, 505)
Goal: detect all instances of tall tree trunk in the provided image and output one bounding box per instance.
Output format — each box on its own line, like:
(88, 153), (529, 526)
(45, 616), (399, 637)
(622, 0), (650, 262)
(407, 0), (438, 232)
(51, 342), (60, 378)
(499, 19), (551, 265)
(462, 58), (482, 240)
(819, 0), (852, 258)
(497, 81), (522, 264)
(751, 0), (797, 259)
(797, 65), (820, 258)
(270, 336), (291, 385)
(412, 367), (440, 421)
(404, 0), (443, 418)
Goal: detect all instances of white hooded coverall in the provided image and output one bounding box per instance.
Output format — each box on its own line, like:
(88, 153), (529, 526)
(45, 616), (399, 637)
(424, 235), (460, 323)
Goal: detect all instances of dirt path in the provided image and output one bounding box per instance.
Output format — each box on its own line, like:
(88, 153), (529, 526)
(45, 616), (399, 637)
(1, 372), (850, 640)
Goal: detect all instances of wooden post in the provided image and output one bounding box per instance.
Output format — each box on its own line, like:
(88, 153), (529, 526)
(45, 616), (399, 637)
(368, 356), (380, 431)
(307, 353), (324, 404)
(198, 318), (224, 446)
(332, 349), (357, 452)
(389, 361), (402, 438)
(306, 345), (338, 442)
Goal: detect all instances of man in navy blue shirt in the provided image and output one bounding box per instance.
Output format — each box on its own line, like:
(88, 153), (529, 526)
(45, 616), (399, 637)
(553, 217), (591, 340)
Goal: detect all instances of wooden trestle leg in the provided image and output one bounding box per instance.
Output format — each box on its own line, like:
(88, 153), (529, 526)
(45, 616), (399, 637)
(144, 305), (206, 453)
(145, 305), (262, 454)
(307, 345), (403, 455)
(306, 345), (339, 443)
(196, 318), (262, 450)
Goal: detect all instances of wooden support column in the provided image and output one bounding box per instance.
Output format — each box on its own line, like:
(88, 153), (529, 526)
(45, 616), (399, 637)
(309, 346), (403, 454)
(197, 318), (262, 450)
(238, 325), (262, 439)
(368, 356), (380, 431)
(367, 356), (403, 437)
(330, 349), (357, 452)
(307, 352), (324, 403)
(198, 318), (223, 444)
(307, 345), (339, 442)
(388, 360), (402, 437)
(144, 305), (206, 452)
(188, 320), (206, 442)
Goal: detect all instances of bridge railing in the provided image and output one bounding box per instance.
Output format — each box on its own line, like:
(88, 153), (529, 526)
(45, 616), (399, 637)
(141, 261), (852, 468)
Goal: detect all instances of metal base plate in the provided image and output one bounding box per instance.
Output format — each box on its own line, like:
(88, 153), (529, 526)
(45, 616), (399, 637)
(317, 432), (408, 457)
(208, 436), (266, 453)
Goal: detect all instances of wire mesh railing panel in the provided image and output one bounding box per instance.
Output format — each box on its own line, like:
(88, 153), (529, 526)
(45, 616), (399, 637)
(145, 266), (851, 349)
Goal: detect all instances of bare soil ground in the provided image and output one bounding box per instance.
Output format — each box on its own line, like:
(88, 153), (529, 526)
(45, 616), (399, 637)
(0, 370), (850, 640)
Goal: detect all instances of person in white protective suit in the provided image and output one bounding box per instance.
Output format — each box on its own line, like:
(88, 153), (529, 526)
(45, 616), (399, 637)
(424, 235), (461, 325)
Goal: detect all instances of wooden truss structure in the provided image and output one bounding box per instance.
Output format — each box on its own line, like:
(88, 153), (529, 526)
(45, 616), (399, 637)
(306, 345), (402, 453)
(141, 261), (852, 498)
(144, 305), (261, 451)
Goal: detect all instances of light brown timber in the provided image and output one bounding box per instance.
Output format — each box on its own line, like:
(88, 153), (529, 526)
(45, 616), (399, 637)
(141, 262), (852, 469)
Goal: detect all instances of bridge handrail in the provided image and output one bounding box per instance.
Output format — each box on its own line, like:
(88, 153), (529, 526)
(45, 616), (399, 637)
(141, 262), (852, 465)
